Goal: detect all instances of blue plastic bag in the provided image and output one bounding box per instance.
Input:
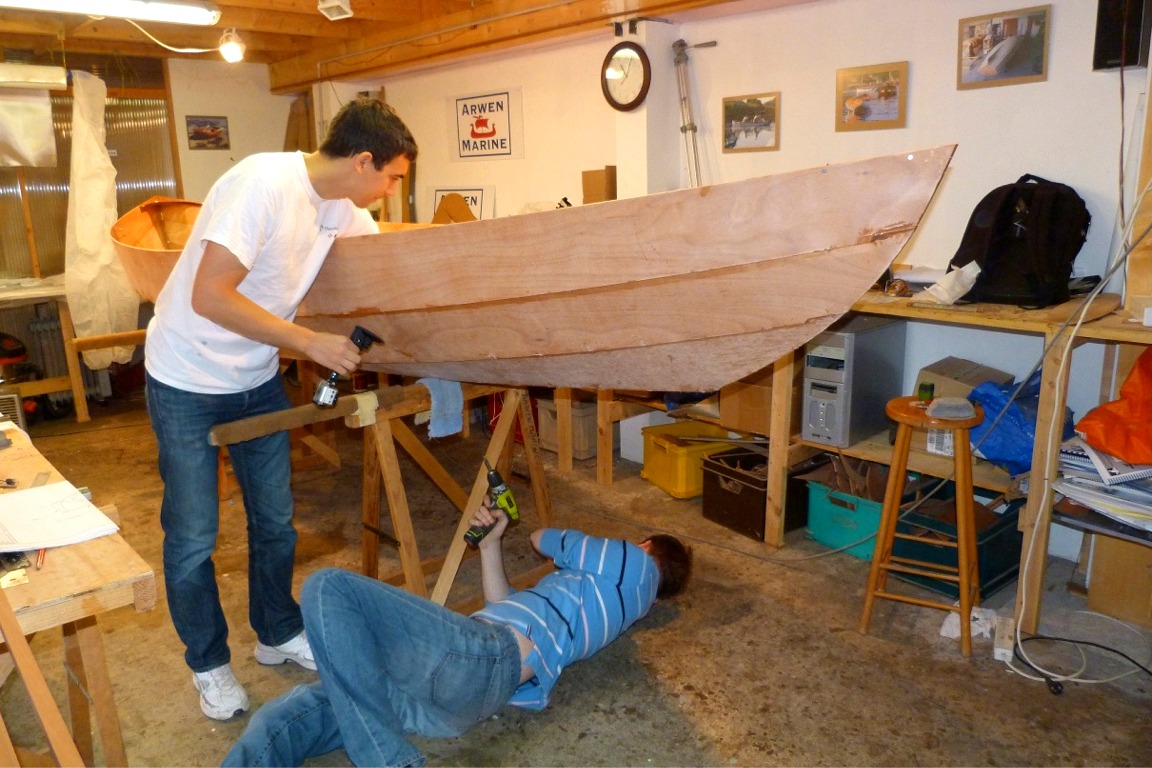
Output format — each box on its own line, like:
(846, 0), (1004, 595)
(967, 370), (1073, 477)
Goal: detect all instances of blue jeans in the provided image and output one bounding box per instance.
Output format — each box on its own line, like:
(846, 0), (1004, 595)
(146, 371), (303, 673)
(222, 569), (522, 767)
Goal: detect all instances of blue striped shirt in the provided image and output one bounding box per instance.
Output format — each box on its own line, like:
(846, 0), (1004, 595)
(472, 529), (659, 710)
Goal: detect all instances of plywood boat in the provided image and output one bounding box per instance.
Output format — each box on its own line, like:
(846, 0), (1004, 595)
(110, 196), (201, 304)
(112, 146), (954, 391)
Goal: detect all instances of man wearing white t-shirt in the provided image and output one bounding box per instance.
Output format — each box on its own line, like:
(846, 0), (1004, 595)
(144, 98), (417, 721)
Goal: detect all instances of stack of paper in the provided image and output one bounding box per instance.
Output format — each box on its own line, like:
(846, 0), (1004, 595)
(1055, 437), (1152, 532)
(0, 480), (119, 553)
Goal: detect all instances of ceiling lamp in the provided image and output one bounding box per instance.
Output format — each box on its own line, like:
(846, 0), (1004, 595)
(0, 62), (68, 90)
(0, 0), (221, 26)
(218, 28), (245, 63)
(318, 0), (353, 21)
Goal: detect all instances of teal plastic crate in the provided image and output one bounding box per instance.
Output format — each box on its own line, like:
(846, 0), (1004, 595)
(806, 473), (930, 560)
(805, 481), (883, 560)
(892, 498), (1024, 599)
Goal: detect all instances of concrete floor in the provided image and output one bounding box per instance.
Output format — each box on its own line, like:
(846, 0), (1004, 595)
(3, 387), (1152, 766)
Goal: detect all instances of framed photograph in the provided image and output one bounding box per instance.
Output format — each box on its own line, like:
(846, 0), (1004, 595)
(722, 92), (780, 153)
(835, 62), (907, 132)
(957, 5), (1050, 90)
(185, 115), (230, 150)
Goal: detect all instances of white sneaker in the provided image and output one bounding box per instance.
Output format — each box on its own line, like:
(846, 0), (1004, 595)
(254, 630), (317, 671)
(192, 664), (249, 721)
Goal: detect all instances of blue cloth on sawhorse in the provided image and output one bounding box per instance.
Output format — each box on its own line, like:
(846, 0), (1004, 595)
(416, 378), (464, 438)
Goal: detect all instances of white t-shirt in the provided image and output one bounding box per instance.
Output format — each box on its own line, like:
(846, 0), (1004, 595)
(145, 152), (378, 394)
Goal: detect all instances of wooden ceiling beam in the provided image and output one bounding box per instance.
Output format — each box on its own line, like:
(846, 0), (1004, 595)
(268, 0), (743, 92)
(215, 0), (426, 25)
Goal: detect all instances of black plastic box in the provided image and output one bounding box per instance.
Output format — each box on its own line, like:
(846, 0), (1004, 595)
(892, 498), (1024, 599)
(702, 448), (827, 541)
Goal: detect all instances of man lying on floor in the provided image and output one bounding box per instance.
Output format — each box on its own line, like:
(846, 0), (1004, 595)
(222, 500), (693, 767)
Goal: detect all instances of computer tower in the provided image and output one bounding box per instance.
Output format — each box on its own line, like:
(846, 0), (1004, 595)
(801, 316), (906, 448)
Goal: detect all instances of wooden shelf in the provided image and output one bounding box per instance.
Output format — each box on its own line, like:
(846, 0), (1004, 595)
(793, 430), (1012, 493)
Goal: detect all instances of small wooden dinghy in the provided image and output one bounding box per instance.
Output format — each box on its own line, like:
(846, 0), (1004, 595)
(110, 196), (201, 304)
(112, 146), (954, 391)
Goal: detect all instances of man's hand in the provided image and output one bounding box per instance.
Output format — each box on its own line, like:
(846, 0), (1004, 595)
(302, 331), (361, 376)
(469, 495), (510, 551)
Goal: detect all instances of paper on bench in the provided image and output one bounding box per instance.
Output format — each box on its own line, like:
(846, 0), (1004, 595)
(0, 480), (119, 552)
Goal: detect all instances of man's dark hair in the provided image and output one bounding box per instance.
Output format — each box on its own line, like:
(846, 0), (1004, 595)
(319, 97), (418, 169)
(644, 534), (692, 599)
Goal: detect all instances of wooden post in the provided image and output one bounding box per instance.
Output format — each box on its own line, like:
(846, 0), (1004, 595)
(1126, 63), (1152, 317)
(16, 167), (42, 279)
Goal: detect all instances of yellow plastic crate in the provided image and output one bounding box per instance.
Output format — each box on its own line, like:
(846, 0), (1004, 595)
(640, 421), (732, 498)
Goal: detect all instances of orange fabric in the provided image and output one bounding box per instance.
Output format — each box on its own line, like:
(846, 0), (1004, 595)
(1077, 347), (1152, 464)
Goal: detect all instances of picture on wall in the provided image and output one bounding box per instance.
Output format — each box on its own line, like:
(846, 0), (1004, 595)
(957, 5), (1050, 90)
(186, 116), (229, 149)
(722, 92), (780, 152)
(835, 62), (907, 132)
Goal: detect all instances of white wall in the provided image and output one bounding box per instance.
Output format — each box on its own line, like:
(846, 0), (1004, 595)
(167, 59), (296, 201)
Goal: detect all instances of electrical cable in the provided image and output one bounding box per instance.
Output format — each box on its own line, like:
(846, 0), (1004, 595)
(121, 18), (215, 54)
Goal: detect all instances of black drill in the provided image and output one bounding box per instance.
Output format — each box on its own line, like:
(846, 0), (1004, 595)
(312, 325), (382, 408)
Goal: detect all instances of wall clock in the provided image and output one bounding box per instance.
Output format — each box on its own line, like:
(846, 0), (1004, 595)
(601, 41), (651, 112)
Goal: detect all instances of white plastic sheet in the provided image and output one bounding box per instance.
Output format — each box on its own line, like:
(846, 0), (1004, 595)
(63, 71), (139, 369)
(0, 87), (57, 167)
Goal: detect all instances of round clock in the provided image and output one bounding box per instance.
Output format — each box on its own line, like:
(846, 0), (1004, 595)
(601, 41), (651, 112)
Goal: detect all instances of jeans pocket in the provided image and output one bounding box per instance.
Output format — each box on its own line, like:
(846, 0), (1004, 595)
(428, 651), (505, 725)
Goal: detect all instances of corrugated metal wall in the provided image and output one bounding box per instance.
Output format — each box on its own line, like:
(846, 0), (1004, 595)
(0, 94), (177, 279)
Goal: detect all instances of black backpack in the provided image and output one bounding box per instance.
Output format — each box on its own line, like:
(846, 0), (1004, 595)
(948, 174), (1091, 309)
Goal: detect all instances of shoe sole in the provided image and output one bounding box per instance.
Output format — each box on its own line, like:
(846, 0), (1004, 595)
(254, 646), (317, 671)
(200, 703), (247, 721)
(193, 681), (248, 720)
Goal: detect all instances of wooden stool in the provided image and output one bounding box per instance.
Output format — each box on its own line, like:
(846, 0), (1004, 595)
(858, 395), (986, 656)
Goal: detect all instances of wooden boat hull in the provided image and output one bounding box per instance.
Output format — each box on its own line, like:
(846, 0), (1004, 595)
(299, 145), (955, 390)
(110, 146), (955, 391)
(111, 196), (201, 304)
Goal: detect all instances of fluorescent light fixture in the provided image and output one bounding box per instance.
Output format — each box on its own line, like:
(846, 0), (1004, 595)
(0, 62), (68, 90)
(0, 0), (221, 26)
(318, 0), (353, 21)
(218, 28), (245, 63)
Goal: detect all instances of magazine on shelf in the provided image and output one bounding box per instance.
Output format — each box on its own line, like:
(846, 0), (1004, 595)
(1051, 476), (1152, 532)
(1060, 436), (1152, 486)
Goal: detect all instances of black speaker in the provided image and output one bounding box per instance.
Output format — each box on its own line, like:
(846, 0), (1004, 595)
(1094, 0), (1152, 70)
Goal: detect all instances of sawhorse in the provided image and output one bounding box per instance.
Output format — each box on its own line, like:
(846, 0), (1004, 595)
(210, 382), (553, 608)
(358, 384), (552, 604)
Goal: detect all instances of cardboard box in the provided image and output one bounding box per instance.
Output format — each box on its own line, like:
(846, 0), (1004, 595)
(581, 166), (617, 204)
(1088, 535), (1152, 629)
(916, 356), (1014, 401)
(536, 398), (618, 460)
(718, 363), (803, 436)
(915, 357), (1013, 456)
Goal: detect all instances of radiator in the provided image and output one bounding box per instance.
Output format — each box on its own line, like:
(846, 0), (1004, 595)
(27, 317), (111, 405)
(0, 387), (25, 431)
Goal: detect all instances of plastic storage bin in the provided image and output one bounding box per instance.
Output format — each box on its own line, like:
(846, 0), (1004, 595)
(702, 448), (827, 540)
(806, 481), (884, 560)
(892, 498), (1024, 599)
(641, 421), (731, 498)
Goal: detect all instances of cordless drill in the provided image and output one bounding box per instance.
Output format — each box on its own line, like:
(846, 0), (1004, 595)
(312, 325), (383, 408)
(463, 458), (520, 547)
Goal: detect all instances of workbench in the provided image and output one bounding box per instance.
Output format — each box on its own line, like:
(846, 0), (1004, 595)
(0, 421), (156, 765)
